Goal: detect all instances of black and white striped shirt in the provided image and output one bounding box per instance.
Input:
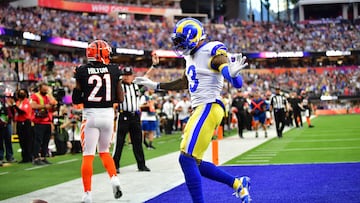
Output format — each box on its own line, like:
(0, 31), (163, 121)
(118, 83), (140, 112)
(270, 94), (288, 110)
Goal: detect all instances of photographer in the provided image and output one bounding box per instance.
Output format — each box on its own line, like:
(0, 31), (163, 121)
(11, 89), (33, 163)
(51, 105), (69, 156)
(30, 83), (57, 165)
(49, 79), (68, 155)
(66, 108), (82, 154)
(51, 105), (82, 155)
(0, 95), (16, 165)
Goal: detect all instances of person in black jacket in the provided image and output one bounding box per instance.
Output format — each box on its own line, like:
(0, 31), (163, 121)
(231, 89), (247, 138)
(288, 92), (303, 128)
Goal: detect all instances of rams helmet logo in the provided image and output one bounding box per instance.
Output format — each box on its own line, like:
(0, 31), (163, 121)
(171, 17), (206, 56)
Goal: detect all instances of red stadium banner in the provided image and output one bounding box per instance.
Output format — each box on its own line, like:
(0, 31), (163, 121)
(38, 0), (168, 15)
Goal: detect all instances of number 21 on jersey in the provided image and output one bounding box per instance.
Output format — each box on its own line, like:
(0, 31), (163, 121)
(88, 73), (111, 102)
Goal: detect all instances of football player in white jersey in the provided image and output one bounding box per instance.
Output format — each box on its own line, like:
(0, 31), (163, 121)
(134, 18), (250, 203)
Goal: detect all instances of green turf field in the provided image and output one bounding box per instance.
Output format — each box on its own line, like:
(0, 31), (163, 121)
(226, 114), (360, 165)
(0, 133), (182, 200)
(0, 115), (359, 200)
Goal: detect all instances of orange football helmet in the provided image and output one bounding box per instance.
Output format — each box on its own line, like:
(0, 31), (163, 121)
(86, 40), (112, 65)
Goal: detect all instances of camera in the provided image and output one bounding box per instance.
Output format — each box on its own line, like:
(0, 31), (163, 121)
(53, 115), (64, 126)
(53, 86), (66, 104)
(71, 109), (82, 116)
(70, 109), (82, 124)
(48, 79), (66, 104)
(71, 119), (77, 124)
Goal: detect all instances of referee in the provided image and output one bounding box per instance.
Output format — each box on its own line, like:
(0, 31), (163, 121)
(270, 86), (288, 138)
(112, 67), (150, 173)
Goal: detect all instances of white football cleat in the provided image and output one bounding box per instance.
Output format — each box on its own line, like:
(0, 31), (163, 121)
(81, 191), (92, 203)
(111, 176), (123, 199)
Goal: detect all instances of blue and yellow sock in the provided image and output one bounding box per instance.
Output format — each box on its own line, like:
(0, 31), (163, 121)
(179, 154), (204, 203)
(199, 160), (238, 189)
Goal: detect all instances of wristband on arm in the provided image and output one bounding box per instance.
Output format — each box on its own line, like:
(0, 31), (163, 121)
(221, 65), (243, 88)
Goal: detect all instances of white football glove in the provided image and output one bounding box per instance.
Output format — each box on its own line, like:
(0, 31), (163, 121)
(133, 77), (158, 89)
(229, 53), (248, 77)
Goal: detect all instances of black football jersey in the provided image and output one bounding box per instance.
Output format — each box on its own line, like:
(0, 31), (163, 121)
(232, 96), (246, 112)
(74, 63), (122, 108)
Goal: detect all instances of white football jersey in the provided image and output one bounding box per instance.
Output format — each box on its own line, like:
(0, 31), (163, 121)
(184, 41), (226, 108)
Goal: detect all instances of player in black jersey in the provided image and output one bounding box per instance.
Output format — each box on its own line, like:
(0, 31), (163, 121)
(72, 40), (124, 203)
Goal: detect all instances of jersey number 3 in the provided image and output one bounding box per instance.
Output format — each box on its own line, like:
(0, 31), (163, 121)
(88, 74), (111, 102)
(187, 65), (199, 93)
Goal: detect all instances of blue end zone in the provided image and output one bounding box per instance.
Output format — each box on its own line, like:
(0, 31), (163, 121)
(145, 163), (360, 203)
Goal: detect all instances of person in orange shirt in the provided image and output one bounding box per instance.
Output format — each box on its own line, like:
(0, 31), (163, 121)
(12, 89), (33, 163)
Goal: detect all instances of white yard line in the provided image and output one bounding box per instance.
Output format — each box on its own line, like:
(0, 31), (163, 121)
(56, 158), (78, 164)
(282, 146), (360, 151)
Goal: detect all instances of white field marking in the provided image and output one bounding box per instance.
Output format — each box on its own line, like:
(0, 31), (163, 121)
(25, 165), (48, 171)
(236, 160), (270, 162)
(241, 157), (273, 160)
(302, 131), (360, 135)
(246, 154), (277, 157)
(57, 158), (78, 164)
(307, 127), (360, 132)
(0, 172), (9, 175)
(291, 138), (360, 142)
(281, 146), (360, 151)
(302, 135), (354, 138)
(255, 150), (278, 153)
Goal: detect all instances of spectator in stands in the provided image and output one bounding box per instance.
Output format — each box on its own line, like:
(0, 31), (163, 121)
(1, 6), (359, 53)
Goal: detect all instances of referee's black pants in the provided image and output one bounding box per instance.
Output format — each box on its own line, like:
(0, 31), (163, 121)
(273, 109), (286, 138)
(113, 112), (146, 170)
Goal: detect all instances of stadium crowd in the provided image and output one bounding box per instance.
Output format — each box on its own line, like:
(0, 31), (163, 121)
(1, 45), (360, 98)
(1, 5), (359, 97)
(1, 6), (360, 52)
